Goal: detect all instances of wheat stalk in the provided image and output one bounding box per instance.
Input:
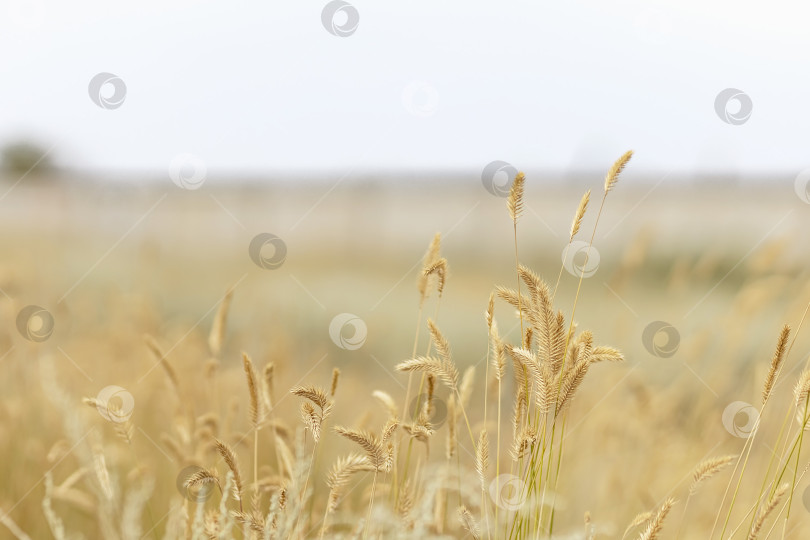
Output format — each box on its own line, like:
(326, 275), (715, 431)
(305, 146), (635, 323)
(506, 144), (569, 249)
(691, 455), (737, 495)
(749, 483), (787, 540)
(208, 286), (234, 356)
(330, 368), (340, 397)
(507, 172), (525, 223)
(605, 150), (633, 193)
(143, 334), (180, 394)
(241, 352), (260, 429)
(395, 356), (458, 390)
(458, 505), (481, 540)
(213, 439), (243, 511)
(639, 497), (675, 540)
(763, 325), (791, 404)
(569, 189), (591, 241)
(423, 258), (448, 298)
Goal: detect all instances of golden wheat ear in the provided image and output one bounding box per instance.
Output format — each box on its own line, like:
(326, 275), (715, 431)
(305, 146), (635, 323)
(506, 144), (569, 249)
(763, 324), (790, 404)
(423, 258), (448, 297)
(689, 455), (736, 494)
(507, 172), (525, 223)
(570, 189), (591, 241)
(475, 429), (488, 491)
(750, 483), (788, 540)
(604, 150), (633, 193)
(208, 285), (234, 356)
(212, 438), (243, 509)
(417, 232), (442, 303)
(143, 334), (180, 393)
(639, 497), (676, 540)
(329, 368), (340, 397)
(242, 352), (260, 429)
(458, 505), (481, 540)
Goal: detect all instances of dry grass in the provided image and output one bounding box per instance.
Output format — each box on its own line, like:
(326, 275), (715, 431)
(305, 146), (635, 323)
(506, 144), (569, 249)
(3, 156), (810, 539)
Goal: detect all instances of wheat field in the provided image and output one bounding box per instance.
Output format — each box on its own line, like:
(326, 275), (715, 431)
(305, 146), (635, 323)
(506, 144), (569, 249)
(2, 159), (810, 539)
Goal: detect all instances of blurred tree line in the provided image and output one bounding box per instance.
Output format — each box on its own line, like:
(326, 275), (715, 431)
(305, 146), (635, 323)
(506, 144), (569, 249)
(0, 140), (54, 176)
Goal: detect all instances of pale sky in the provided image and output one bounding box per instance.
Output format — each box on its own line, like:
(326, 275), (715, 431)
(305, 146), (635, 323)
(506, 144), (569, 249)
(1, 0), (809, 177)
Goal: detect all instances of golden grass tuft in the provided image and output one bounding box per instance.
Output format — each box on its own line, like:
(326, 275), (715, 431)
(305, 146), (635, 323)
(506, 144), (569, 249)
(762, 324), (790, 404)
(690, 455), (736, 494)
(604, 150), (633, 193)
(458, 505), (481, 540)
(417, 232), (442, 304)
(395, 356), (458, 390)
(639, 497), (675, 540)
(208, 286), (234, 356)
(507, 171), (526, 223)
(213, 439), (243, 509)
(570, 189), (591, 241)
(748, 483), (788, 540)
(242, 352), (260, 429)
(143, 334), (180, 393)
(24, 152), (810, 540)
(423, 258), (448, 298)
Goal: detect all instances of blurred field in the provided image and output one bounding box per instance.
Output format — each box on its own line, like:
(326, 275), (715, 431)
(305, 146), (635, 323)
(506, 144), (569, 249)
(2, 173), (810, 538)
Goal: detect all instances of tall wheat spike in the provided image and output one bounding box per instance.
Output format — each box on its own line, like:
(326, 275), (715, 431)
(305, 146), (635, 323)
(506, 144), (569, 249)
(458, 505), (481, 540)
(748, 483), (787, 540)
(507, 172), (527, 345)
(208, 286), (234, 356)
(213, 439), (243, 511)
(569, 189), (591, 241)
(639, 497), (675, 540)
(691, 455), (737, 494)
(143, 334), (180, 394)
(417, 232), (442, 306)
(605, 150), (633, 193)
(242, 352), (260, 428)
(762, 325), (790, 404)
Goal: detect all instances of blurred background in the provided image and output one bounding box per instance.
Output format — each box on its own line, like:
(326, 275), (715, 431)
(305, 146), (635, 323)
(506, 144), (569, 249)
(2, 0), (810, 538)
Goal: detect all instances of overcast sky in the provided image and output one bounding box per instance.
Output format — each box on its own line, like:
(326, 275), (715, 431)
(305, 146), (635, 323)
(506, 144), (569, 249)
(1, 0), (808, 178)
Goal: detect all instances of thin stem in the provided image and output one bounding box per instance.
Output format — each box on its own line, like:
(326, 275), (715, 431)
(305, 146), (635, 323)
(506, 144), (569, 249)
(782, 399), (809, 537)
(545, 413), (568, 538)
(125, 442), (159, 540)
(399, 300), (440, 502)
(675, 494), (692, 540)
(294, 441), (318, 534)
(318, 504), (331, 540)
(253, 430), (258, 491)
(495, 378), (502, 530)
(551, 243), (571, 303)
(363, 471), (378, 540)
(715, 301), (810, 539)
(514, 222), (524, 339)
